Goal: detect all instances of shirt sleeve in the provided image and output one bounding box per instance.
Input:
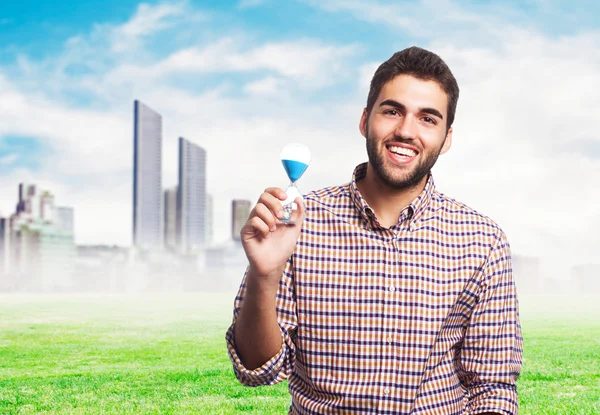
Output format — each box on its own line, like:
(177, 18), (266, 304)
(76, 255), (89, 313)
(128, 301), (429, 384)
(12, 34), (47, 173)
(458, 230), (524, 415)
(225, 257), (298, 387)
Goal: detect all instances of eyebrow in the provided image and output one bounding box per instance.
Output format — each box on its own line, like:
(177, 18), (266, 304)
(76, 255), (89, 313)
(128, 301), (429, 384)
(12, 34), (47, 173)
(379, 99), (444, 120)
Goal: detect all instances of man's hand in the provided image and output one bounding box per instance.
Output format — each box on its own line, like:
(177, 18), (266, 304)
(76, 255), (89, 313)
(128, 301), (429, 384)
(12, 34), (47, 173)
(241, 187), (305, 288)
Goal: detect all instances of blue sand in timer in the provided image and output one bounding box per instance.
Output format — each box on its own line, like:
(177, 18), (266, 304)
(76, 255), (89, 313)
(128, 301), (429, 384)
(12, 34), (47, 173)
(280, 143), (311, 223)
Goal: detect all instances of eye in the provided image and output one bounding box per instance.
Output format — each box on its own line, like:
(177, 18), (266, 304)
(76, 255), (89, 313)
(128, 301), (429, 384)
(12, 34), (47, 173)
(384, 109), (400, 116)
(422, 116), (436, 124)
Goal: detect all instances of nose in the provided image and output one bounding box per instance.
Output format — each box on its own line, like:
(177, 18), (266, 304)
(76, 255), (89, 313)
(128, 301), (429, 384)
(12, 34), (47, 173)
(395, 114), (418, 140)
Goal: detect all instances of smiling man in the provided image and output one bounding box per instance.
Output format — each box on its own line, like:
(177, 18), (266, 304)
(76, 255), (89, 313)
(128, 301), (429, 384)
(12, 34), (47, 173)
(226, 46), (523, 415)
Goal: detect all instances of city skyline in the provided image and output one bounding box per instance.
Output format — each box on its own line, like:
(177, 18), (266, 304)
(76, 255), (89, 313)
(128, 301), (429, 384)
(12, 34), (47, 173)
(135, 101), (213, 253)
(0, 1), (598, 278)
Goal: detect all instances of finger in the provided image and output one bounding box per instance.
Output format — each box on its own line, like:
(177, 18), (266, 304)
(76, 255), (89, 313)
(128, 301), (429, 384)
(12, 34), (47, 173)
(254, 203), (278, 231)
(288, 196), (306, 224)
(263, 187), (288, 201)
(242, 216), (272, 239)
(258, 191), (286, 219)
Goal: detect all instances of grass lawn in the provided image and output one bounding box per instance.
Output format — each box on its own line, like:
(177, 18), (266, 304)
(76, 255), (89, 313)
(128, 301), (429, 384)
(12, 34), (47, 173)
(0, 293), (599, 414)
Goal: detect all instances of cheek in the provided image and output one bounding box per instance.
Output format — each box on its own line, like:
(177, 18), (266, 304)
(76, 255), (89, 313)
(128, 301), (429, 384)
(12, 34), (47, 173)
(369, 120), (397, 140)
(421, 131), (446, 149)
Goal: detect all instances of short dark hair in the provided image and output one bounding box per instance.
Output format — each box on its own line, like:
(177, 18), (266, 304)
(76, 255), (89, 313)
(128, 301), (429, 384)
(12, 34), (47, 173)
(366, 46), (460, 130)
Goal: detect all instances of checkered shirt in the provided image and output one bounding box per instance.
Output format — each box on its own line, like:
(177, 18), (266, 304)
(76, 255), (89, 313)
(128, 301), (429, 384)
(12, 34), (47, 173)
(226, 163), (523, 415)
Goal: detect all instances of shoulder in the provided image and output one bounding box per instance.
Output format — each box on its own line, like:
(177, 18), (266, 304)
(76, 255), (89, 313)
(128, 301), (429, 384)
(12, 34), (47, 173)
(428, 189), (509, 244)
(303, 183), (352, 210)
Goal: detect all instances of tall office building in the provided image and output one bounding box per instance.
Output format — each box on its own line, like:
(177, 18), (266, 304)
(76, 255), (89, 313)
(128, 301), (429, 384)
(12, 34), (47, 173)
(205, 193), (213, 247)
(177, 137), (206, 253)
(0, 217), (9, 275)
(55, 207), (74, 234)
(232, 199), (251, 241)
(16, 183), (39, 218)
(132, 100), (163, 250)
(164, 186), (178, 250)
(40, 191), (55, 222)
(4, 184), (76, 290)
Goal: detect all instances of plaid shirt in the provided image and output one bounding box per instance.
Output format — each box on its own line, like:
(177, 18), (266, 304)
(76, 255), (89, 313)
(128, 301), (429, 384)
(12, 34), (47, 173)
(226, 163), (523, 415)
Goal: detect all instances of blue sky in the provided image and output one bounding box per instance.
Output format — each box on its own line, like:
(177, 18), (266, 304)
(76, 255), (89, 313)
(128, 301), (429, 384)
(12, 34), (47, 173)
(0, 0), (598, 276)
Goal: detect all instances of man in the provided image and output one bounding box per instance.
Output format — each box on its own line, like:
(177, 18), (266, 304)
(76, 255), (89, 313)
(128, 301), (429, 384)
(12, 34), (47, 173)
(226, 46), (523, 415)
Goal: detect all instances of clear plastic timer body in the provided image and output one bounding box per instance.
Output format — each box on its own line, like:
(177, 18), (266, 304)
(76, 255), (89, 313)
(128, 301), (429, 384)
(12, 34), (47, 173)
(280, 143), (311, 224)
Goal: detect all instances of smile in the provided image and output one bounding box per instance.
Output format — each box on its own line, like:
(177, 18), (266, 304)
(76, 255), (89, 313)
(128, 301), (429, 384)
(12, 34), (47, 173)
(386, 144), (418, 164)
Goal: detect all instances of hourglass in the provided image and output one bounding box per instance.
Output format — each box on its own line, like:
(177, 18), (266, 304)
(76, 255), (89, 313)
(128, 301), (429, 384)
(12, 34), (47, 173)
(279, 143), (311, 224)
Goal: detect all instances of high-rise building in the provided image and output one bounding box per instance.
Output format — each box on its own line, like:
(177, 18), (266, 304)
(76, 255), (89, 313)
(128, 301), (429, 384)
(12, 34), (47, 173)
(0, 217), (9, 275)
(232, 199), (251, 241)
(164, 186), (178, 250)
(16, 183), (38, 218)
(206, 193), (213, 247)
(55, 207), (74, 234)
(132, 100), (163, 250)
(12, 219), (75, 291)
(4, 184), (76, 290)
(40, 191), (55, 222)
(177, 137), (206, 253)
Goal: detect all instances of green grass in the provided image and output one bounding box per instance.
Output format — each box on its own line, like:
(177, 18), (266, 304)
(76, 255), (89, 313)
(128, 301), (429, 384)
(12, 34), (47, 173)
(0, 294), (599, 414)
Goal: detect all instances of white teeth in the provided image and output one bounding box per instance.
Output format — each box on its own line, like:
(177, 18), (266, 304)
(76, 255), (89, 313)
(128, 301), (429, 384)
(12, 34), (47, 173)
(389, 146), (416, 157)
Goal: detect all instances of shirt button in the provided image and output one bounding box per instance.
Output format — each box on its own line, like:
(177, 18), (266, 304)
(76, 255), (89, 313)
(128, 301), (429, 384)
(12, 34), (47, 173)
(386, 336), (392, 344)
(383, 388), (390, 395)
(388, 285), (395, 292)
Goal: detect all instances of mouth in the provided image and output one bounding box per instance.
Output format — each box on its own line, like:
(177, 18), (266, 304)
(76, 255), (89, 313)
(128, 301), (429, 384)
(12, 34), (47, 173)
(385, 143), (419, 164)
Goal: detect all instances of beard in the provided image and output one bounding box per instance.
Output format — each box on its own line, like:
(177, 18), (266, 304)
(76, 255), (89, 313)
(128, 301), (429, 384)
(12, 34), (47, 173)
(365, 128), (445, 191)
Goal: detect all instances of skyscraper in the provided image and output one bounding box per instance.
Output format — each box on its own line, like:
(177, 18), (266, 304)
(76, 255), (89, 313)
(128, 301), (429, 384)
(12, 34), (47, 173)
(55, 207), (74, 234)
(40, 191), (55, 222)
(132, 100), (163, 250)
(164, 186), (178, 250)
(6, 184), (76, 290)
(206, 193), (213, 247)
(232, 199), (251, 241)
(177, 137), (206, 253)
(0, 217), (9, 275)
(16, 183), (38, 217)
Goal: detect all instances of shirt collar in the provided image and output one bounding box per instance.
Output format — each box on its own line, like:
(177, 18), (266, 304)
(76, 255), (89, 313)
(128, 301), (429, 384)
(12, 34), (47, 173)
(348, 162), (435, 231)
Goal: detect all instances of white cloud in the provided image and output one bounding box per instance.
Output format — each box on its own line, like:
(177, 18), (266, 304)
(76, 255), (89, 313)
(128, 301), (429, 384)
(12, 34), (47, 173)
(100, 37), (359, 90)
(244, 76), (284, 95)
(108, 2), (188, 52)
(299, 0), (515, 42)
(0, 154), (19, 165)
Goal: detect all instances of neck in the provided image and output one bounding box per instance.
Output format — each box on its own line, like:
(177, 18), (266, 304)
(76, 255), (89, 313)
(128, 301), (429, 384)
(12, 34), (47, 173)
(356, 164), (428, 228)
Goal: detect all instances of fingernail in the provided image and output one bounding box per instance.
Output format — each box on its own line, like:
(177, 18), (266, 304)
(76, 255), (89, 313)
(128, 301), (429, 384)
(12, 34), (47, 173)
(270, 225), (277, 231)
(276, 211), (284, 219)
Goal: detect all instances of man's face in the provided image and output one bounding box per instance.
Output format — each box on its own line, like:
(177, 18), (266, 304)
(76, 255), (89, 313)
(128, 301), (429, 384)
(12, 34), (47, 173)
(360, 74), (453, 190)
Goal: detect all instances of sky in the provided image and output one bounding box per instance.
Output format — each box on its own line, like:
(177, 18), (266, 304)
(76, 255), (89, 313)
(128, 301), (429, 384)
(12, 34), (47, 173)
(0, 0), (598, 279)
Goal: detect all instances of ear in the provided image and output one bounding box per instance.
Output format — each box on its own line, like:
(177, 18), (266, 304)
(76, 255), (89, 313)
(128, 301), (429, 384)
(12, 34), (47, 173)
(359, 108), (368, 138)
(440, 127), (453, 155)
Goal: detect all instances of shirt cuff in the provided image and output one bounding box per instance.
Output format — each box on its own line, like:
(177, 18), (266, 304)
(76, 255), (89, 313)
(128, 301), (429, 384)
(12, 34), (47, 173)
(468, 382), (519, 415)
(225, 323), (287, 386)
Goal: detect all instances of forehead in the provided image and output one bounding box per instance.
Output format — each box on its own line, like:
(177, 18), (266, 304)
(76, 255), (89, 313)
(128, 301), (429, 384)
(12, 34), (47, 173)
(377, 74), (448, 116)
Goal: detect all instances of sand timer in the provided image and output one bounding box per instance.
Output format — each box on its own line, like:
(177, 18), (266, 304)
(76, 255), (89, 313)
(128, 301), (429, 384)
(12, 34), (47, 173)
(279, 143), (311, 224)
